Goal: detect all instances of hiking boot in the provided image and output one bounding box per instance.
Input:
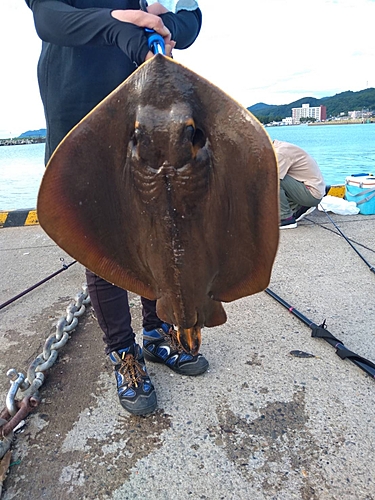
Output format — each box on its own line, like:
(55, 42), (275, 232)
(279, 216), (297, 229)
(143, 323), (209, 376)
(109, 344), (157, 416)
(294, 206), (316, 222)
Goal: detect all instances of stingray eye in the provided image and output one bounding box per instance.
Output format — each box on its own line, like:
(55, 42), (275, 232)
(185, 124), (195, 142)
(133, 127), (141, 145)
(192, 128), (206, 150)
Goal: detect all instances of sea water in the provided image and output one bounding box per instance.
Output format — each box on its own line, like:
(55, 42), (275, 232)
(0, 123), (374, 211)
(0, 143), (45, 211)
(266, 123), (375, 186)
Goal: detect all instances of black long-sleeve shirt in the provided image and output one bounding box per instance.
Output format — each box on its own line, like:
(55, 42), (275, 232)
(25, 0), (202, 161)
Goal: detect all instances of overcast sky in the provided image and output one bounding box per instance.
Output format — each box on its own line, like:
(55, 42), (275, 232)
(1, 0), (374, 138)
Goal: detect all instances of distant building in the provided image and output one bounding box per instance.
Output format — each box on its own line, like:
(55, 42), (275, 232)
(291, 103), (327, 124)
(348, 110), (372, 120)
(282, 117), (293, 125)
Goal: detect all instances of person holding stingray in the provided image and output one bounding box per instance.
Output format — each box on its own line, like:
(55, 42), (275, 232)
(26, 0), (208, 416)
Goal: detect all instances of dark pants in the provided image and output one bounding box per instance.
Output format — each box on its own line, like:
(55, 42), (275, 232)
(85, 269), (163, 354)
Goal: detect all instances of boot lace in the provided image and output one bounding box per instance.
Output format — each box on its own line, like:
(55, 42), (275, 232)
(160, 326), (184, 353)
(118, 352), (146, 388)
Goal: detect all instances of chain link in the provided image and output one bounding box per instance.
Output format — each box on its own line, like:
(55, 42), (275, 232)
(0, 284), (91, 455)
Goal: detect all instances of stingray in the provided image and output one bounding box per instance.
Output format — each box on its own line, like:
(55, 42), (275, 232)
(37, 54), (279, 355)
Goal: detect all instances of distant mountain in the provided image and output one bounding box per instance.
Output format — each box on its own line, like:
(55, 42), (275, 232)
(16, 88), (375, 133)
(18, 128), (46, 138)
(248, 88), (375, 123)
(248, 102), (274, 113)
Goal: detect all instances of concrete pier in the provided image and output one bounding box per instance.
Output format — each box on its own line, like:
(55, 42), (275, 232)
(1, 210), (374, 500)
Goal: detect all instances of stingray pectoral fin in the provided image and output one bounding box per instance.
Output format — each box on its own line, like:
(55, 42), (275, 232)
(215, 266), (275, 303)
(179, 66), (279, 305)
(37, 149), (157, 300)
(91, 257), (157, 300)
(38, 186), (158, 300)
(36, 80), (160, 300)
(204, 299), (227, 327)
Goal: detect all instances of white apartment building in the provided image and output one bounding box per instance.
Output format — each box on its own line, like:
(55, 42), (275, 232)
(292, 103), (327, 124)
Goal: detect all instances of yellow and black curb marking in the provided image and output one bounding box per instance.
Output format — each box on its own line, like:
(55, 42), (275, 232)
(0, 186), (346, 229)
(0, 209), (39, 228)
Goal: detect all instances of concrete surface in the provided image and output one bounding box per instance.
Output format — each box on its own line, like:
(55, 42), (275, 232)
(0, 210), (374, 500)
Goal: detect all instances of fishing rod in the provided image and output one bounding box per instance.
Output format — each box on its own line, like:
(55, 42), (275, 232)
(318, 204), (375, 274)
(265, 288), (375, 379)
(311, 220), (375, 254)
(0, 259), (77, 311)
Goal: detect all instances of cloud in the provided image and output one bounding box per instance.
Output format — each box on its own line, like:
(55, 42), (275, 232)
(0, 1), (45, 137)
(1, 0), (375, 136)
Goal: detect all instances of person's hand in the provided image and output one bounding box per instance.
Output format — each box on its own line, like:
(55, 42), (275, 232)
(144, 3), (175, 58)
(111, 9), (174, 59)
(111, 9), (170, 34)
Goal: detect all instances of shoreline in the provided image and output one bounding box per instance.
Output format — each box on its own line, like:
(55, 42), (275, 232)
(308, 119), (375, 126)
(266, 119), (375, 128)
(0, 137), (45, 146)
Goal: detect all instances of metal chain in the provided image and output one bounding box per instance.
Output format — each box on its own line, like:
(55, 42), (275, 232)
(0, 284), (91, 456)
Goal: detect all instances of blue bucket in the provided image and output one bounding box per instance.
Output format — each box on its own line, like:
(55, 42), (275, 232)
(345, 174), (375, 215)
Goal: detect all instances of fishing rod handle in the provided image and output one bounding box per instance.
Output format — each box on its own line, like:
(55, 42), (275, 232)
(145, 29), (165, 54)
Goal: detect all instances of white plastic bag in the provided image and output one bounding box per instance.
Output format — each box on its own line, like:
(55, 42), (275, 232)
(318, 195), (360, 215)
